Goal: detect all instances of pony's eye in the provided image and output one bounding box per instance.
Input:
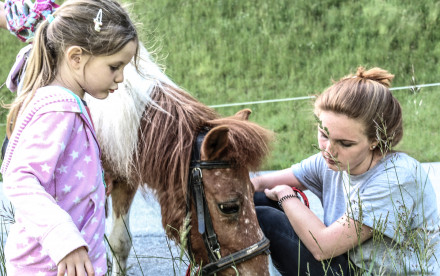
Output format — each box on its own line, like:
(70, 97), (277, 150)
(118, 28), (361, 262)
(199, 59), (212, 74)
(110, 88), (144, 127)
(218, 202), (240, 215)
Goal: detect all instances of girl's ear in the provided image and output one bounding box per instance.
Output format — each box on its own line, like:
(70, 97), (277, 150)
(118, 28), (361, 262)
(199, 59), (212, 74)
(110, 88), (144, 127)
(65, 46), (85, 70)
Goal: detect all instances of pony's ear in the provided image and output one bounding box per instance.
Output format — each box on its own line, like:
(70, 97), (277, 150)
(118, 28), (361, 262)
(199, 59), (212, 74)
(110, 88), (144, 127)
(201, 126), (229, 160)
(233, 109), (252, 120)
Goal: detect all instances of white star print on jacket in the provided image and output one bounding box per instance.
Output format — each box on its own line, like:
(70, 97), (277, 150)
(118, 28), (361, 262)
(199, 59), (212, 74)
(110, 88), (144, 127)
(1, 86), (107, 275)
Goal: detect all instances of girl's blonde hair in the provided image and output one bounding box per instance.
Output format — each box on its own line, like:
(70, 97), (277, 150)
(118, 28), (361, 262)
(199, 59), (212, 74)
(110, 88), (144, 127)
(6, 0), (139, 137)
(314, 67), (402, 153)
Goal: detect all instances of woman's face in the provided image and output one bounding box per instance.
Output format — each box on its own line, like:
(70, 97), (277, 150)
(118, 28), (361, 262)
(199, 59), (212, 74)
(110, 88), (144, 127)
(317, 111), (375, 175)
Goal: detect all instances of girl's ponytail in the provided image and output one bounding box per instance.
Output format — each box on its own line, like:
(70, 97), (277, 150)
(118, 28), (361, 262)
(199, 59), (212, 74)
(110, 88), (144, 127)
(6, 19), (56, 137)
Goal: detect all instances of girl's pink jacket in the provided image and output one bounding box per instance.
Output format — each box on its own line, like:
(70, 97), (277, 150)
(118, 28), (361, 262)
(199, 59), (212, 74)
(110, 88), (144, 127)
(1, 86), (107, 275)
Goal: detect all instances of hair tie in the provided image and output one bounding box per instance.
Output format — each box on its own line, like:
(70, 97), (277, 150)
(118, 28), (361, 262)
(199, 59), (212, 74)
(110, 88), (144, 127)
(94, 9), (103, 32)
(46, 14), (55, 24)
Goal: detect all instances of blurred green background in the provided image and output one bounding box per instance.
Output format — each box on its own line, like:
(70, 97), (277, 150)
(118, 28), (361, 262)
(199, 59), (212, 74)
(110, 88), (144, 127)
(1, 0), (439, 170)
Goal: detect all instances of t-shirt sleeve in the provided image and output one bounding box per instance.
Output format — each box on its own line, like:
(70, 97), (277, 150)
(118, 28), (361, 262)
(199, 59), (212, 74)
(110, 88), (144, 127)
(291, 153), (325, 198)
(346, 165), (416, 241)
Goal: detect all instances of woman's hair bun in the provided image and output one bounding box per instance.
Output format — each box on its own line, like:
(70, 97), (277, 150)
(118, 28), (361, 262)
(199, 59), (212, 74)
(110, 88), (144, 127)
(355, 66), (394, 88)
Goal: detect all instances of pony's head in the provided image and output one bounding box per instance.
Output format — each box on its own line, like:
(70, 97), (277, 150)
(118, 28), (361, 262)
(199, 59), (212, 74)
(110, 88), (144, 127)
(184, 109), (274, 275)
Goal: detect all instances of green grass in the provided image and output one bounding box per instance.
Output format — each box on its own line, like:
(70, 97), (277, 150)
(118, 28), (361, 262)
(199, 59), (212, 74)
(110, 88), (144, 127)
(1, 0), (439, 171)
(130, 0), (440, 169)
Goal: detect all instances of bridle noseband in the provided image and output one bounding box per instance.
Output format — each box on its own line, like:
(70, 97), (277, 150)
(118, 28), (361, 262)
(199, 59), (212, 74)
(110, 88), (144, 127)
(185, 129), (270, 275)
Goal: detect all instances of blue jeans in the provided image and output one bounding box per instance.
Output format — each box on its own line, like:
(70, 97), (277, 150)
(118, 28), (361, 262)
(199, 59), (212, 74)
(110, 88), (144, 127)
(255, 192), (351, 276)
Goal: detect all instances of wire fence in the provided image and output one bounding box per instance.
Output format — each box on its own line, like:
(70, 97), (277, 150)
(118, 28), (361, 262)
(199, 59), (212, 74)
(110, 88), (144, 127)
(208, 82), (440, 108)
(0, 82), (439, 127)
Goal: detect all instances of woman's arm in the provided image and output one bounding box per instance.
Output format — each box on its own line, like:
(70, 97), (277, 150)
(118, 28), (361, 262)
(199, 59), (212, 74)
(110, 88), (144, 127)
(0, 1), (7, 30)
(251, 168), (307, 192)
(265, 184), (373, 261)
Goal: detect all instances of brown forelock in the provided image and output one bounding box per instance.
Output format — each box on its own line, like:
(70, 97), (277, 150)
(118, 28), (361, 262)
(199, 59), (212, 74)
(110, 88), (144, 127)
(206, 117), (274, 171)
(134, 83), (219, 241)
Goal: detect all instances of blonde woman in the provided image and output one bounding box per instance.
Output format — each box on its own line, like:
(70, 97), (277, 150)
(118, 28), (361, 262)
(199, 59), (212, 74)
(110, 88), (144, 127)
(252, 67), (439, 275)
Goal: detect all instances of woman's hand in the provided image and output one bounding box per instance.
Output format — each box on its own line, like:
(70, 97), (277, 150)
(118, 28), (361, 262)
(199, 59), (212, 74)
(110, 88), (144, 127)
(250, 176), (264, 192)
(57, 246), (95, 276)
(263, 184), (294, 201)
(0, 1), (7, 30)
(251, 168), (305, 193)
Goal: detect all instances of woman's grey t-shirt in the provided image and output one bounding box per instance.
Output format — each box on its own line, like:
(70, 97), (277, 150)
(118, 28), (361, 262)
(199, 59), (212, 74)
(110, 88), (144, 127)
(292, 152), (440, 275)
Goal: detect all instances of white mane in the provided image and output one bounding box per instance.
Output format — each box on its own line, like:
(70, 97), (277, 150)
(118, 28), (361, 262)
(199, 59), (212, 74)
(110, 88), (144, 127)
(85, 43), (177, 180)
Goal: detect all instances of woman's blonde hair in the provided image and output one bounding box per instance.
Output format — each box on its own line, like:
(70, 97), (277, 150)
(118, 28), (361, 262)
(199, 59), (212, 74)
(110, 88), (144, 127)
(6, 0), (139, 137)
(314, 67), (402, 153)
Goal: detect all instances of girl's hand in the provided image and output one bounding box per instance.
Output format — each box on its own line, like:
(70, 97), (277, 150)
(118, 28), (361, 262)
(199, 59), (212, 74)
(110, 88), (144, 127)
(104, 172), (114, 196)
(263, 184), (293, 201)
(57, 246), (95, 276)
(105, 180), (113, 197)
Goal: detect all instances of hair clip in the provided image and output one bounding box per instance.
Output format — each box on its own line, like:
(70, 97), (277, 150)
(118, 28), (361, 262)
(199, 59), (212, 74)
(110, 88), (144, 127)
(46, 14), (55, 24)
(93, 9), (103, 32)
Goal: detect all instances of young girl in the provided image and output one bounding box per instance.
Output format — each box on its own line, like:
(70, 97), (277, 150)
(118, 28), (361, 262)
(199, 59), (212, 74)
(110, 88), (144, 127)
(1, 0), (138, 275)
(252, 67), (440, 275)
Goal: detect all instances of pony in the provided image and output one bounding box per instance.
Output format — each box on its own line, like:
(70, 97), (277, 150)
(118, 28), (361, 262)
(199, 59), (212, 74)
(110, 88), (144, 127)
(85, 44), (274, 275)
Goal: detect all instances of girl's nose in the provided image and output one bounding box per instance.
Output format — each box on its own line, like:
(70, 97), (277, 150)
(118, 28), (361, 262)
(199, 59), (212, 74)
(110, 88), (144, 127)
(115, 70), (124, 83)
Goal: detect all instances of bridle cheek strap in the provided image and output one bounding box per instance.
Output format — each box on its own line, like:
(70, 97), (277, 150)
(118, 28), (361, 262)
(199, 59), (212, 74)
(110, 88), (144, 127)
(186, 129), (271, 275)
(190, 166), (222, 262)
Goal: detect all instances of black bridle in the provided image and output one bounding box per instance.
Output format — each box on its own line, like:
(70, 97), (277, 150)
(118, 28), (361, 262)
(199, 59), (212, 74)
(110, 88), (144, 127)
(185, 129), (270, 275)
